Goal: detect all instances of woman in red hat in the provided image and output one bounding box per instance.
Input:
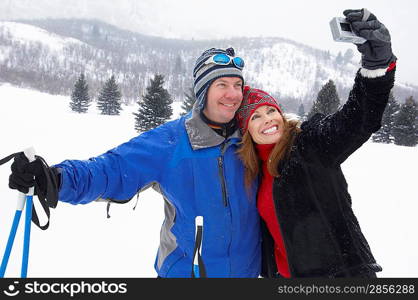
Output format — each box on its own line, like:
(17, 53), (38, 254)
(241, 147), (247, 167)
(235, 9), (397, 278)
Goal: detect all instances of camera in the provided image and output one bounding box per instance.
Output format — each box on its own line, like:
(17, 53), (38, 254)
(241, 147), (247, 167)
(329, 17), (366, 44)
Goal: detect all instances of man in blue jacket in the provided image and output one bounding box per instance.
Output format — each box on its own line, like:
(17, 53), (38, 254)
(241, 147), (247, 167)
(8, 47), (262, 278)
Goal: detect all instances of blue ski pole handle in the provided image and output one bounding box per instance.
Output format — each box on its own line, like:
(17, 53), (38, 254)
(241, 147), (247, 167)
(21, 147), (36, 278)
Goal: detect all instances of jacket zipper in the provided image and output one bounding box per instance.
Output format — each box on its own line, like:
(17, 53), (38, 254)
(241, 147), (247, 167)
(219, 142), (233, 275)
(217, 156), (228, 207)
(218, 142), (229, 207)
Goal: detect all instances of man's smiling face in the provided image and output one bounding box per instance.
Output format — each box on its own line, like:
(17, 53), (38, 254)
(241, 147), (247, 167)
(203, 77), (243, 123)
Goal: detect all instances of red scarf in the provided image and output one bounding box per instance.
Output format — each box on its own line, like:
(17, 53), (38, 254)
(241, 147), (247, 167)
(256, 143), (291, 278)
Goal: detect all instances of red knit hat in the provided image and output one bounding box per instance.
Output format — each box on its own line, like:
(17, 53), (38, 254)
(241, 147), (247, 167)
(236, 86), (282, 134)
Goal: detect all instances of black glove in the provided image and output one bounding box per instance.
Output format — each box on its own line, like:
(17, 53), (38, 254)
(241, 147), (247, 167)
(343, 8), (396, 70)
(9, 152), (59, 208)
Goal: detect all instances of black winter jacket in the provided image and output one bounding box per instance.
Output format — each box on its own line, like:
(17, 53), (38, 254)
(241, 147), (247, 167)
(261, 69), (395, 278)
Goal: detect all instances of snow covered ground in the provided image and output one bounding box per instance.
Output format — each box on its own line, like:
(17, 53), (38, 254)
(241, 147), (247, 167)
(0, 84), (417, 278)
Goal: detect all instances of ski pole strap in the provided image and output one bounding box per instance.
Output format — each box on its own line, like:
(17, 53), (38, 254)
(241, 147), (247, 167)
(0, 152), (59, 230)
(191, 216), (206, 278)
(32, 155), (60, 230)
(0, 152), (20, 165)
(105, 193), (139, 219)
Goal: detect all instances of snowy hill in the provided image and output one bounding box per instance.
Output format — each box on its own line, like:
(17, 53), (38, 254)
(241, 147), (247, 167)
(1, 19), (417, 112)
(0, 84), (417, 277)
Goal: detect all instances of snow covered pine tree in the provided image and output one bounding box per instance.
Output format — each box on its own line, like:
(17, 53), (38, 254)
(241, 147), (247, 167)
(308, 79), (340, 119)
(70, 73), (90, 113)
(97, 75), (122, 115)
(392, 96), (418, 146)
(134, 74), (173, 132)
(180, 87), (197, 116)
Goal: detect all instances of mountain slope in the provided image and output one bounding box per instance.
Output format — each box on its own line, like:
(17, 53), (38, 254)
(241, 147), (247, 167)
(0, 19), (416, 110)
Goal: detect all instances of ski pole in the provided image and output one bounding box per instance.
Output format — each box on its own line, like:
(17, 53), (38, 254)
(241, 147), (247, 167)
(0, 147), (36, 278)
(0, 200), (23, 277)
(21, 147), (36, 277)
(192, 216), (206, 278)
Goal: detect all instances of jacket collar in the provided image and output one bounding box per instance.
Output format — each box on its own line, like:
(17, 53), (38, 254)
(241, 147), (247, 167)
(256, 143), (275, 162)
(185, 103), (241, 150)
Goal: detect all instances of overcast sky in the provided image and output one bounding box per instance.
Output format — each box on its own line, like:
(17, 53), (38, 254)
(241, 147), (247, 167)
(2, 0), (417, 85)
(156, 0), (416, 85)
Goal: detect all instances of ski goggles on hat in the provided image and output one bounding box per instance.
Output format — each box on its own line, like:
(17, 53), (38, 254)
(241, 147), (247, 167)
(203, 53), (245, 70)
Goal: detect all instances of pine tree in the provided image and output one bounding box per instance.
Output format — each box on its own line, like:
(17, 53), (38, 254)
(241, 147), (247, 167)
(70, 73), (90, 113)
(180, 87), (196, 116)
(134, 74), (173, 132)
(308, 79), (340, 119)
(392, 96), (418, 147)
(372, 92), (400, 143)
(335, 52), (344, 65)
(343, 49), (354, 64)
(297, 102), (305, 120)
(174, 55), (184, 74)
(97, 75), (122, 115)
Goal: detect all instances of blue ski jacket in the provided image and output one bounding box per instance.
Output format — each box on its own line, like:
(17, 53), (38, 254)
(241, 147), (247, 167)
(54, 105), (261, 278)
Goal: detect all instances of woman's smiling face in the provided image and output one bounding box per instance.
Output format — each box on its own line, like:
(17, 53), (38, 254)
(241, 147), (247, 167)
(247, 105), (284, 145)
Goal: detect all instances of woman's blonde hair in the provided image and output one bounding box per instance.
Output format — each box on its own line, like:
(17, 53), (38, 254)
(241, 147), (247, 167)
(237, 116), (301, 188)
